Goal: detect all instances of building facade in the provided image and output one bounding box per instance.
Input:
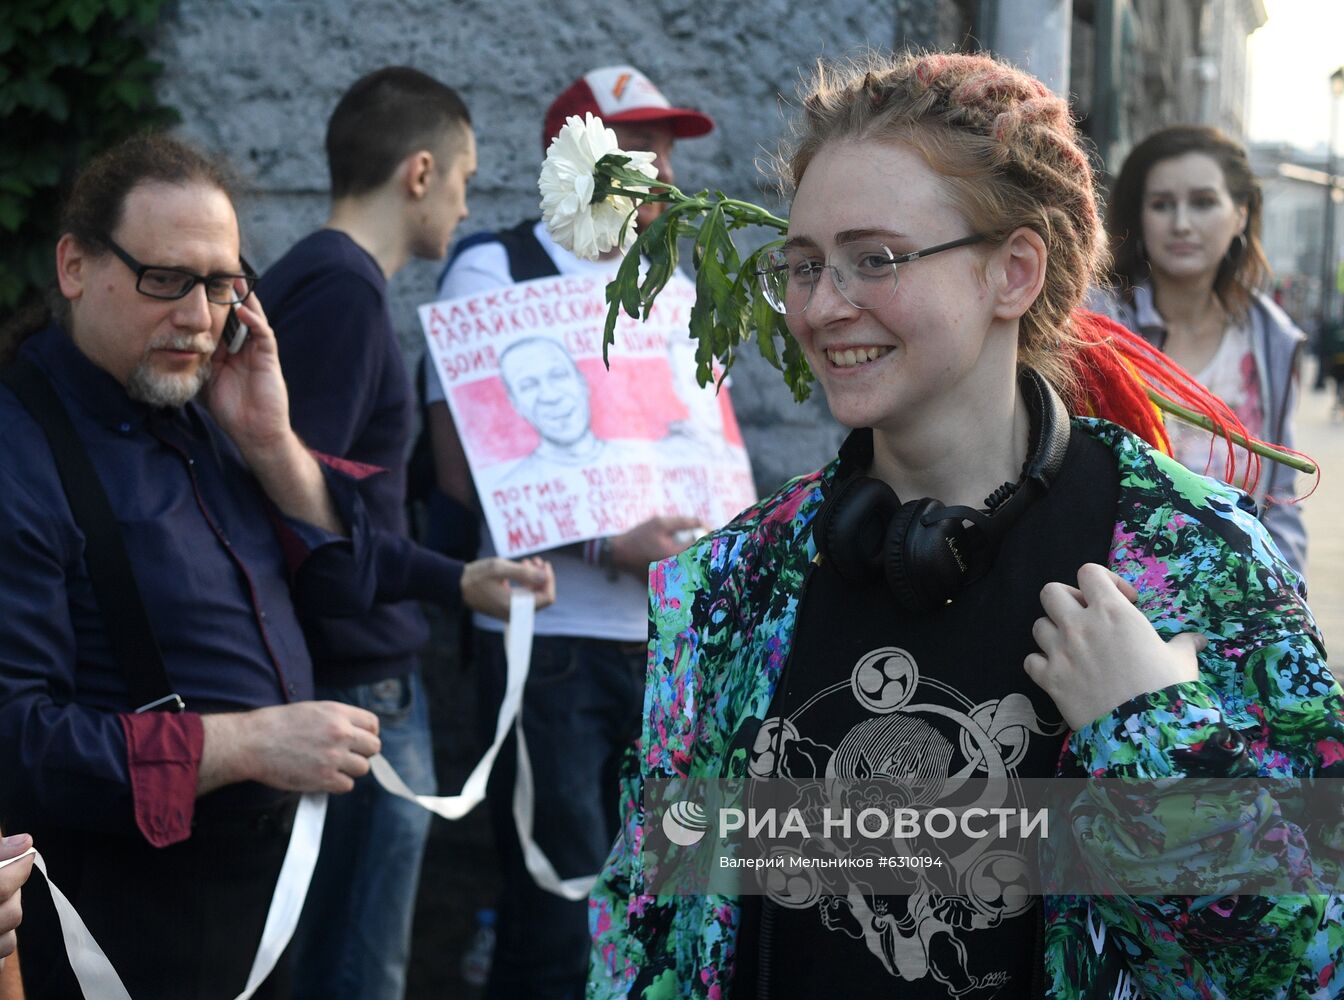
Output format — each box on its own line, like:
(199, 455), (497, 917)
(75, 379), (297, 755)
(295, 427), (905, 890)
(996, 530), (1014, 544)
(1252, 143), (1342, 330)
(1068, 0), (1265, 174)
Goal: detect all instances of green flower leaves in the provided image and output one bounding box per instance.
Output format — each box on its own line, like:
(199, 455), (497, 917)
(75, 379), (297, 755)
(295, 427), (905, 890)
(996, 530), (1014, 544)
(585, 152), (814, 402)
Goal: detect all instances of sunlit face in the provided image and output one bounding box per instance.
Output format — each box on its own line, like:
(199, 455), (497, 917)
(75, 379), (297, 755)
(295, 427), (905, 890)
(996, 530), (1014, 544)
(783, 139), (999, 435)
(58, 180), (240, 407)
(1140, 152), (1248, 285)
(500, 339), (591, 446)
(412, 127), (477, 261)
(611, 121), (676, 231)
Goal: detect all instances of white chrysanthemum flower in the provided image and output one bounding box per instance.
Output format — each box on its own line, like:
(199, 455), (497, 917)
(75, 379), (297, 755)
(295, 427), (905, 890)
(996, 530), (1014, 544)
(539, 113), (658, 260)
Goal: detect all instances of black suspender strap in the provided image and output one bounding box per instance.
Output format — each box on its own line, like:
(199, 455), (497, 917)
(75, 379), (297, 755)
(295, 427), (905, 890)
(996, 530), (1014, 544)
(0, 359), (183, 713)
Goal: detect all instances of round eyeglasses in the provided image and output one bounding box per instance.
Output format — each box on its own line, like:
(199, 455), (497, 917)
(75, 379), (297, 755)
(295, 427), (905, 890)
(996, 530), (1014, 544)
(756, 234), (986, 315)
(99, 234), (257, 306)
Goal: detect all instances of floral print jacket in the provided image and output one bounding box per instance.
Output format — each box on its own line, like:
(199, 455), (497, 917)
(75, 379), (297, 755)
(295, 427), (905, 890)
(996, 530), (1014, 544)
(587, 419), (1344, 1000)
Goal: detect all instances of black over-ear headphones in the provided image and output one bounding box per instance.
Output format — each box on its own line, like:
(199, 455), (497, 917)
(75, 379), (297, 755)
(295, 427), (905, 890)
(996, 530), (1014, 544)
(812, 368), (1070, 613)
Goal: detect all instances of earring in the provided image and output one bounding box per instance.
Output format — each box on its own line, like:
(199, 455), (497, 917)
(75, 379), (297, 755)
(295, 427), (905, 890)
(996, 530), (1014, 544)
(1225, 232), (1248, 264)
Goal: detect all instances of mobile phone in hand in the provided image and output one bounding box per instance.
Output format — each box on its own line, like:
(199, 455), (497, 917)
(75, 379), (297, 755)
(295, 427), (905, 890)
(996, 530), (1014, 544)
(223, 307), (249, 354)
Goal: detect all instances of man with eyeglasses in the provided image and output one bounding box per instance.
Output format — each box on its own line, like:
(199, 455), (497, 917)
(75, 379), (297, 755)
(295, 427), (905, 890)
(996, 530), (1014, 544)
(89, 232), (260, 405)
(0, 133), (388, 999)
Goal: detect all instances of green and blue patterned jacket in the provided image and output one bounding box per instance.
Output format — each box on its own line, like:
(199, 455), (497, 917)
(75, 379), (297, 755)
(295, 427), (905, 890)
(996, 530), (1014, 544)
(587, 419), (1344, 999)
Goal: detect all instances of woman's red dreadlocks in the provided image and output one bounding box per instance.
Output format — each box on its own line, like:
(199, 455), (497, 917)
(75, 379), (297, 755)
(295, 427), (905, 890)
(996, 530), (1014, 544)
(1068, 310), (1173, 454)
(1067, 310), (1315, 498)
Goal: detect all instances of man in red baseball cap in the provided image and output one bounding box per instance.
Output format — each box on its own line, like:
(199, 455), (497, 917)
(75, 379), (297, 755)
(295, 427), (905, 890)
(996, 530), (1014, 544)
(421, 67), (715, 998)
(542, 64), (714, 147)
(543, 64), (714, 235)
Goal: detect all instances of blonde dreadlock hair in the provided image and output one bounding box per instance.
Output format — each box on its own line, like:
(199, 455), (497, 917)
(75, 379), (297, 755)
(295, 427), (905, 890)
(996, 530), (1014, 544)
(772, 50), (1304, 492)
(778, 50), (1104, 401)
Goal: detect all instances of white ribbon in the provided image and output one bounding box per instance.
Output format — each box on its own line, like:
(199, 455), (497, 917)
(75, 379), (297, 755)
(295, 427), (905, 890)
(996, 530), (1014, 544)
(369, 588), (600, 899)
(367, 589), (532, 820)
(512, 718), (598, 900)
(236, 794), (326, 998)
(0, 793), (326, 1000)
(7, 588), (603, 997)
(2, 846), (130, 1000)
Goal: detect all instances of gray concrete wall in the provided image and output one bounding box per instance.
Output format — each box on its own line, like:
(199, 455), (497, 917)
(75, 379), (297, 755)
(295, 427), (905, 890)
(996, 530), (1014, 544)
(151, 0), (961, 492)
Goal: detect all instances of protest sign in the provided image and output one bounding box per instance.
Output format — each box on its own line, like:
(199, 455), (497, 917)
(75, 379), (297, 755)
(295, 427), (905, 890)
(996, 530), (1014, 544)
(420, 273), (756, 557)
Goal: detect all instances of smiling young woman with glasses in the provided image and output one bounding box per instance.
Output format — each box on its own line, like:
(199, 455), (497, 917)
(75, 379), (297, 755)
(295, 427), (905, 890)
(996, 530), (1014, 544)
(757, 233), (985, 315)
(588, 50), (1344, 1000)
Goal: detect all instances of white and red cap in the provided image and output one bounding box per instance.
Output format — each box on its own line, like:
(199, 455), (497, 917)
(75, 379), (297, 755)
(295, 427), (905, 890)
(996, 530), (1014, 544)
(543, 65), (715, 150)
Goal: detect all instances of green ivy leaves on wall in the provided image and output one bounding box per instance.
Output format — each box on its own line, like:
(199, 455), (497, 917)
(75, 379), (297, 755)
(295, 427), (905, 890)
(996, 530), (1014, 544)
(0, 0), (178, 313)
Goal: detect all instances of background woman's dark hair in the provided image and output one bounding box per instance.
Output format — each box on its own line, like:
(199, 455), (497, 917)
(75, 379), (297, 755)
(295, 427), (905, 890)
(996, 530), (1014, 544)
(1106, 124), (1269, 319)
(0, 132), (234, 356)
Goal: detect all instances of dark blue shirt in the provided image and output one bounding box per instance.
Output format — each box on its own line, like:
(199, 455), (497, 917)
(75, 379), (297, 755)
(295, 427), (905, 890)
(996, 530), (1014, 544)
(0, 324), (374, 838)
(261, 229), (464, 686)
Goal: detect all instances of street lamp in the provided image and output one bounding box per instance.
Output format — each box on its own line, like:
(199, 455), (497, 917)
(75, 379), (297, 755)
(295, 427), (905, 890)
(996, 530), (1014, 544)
(1320, 67), (1344, 334)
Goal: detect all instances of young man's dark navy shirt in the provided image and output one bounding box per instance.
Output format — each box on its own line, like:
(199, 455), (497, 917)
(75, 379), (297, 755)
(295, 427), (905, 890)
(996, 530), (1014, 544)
(0, 323), (375, 847)
(260, 229), (464, 687)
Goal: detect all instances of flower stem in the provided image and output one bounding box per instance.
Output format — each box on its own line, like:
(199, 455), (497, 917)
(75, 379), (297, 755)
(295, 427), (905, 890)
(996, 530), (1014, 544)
(592, 158), (789, 231)
(717, 198), (788, 231)
(1148, 391), (1316, 474)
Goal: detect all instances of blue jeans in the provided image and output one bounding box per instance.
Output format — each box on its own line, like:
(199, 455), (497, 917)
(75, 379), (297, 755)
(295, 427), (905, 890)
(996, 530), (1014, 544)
(475, 630), (647, 1000)
(290, 671), (436, 1000)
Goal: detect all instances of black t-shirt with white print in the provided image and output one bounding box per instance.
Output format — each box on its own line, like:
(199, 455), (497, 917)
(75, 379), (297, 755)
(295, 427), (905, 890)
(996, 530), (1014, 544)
(734, 429), (1121, 999)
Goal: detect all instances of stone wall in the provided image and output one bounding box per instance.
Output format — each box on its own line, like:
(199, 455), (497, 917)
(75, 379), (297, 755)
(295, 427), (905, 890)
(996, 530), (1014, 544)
(152, 0), (962, 492)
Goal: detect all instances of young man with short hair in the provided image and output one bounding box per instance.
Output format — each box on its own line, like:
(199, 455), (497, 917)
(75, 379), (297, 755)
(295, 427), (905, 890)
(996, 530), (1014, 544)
(260, 67), (548, 1000)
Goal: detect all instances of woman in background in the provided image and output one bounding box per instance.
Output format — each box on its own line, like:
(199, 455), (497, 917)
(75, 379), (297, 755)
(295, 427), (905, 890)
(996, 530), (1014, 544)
(1104, 125), (1308, 580)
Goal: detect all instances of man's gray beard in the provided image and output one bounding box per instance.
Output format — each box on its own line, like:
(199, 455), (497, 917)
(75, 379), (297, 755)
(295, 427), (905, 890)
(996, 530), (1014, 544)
(125, 356), (212, 408)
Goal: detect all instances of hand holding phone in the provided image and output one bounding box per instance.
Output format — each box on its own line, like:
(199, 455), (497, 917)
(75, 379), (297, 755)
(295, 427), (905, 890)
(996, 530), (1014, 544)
(223, 306), (250, 354)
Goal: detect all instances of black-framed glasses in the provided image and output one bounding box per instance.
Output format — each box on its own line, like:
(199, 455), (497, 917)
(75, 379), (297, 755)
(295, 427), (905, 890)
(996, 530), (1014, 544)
(756, 233), (986, 315)
(99, 235), (257, 306)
